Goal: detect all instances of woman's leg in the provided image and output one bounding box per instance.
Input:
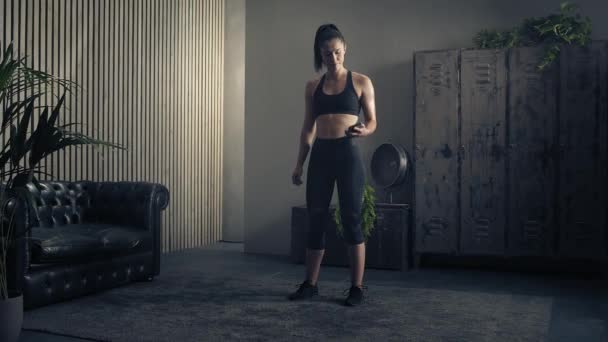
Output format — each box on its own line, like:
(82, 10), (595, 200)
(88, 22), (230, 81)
(304, 142), (336, 286)
(304, 249), (324, 286)
(336, 140), (366, 288)
(348, 242), (365, 287)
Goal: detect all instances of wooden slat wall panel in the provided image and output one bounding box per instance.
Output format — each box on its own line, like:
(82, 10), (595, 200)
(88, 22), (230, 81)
(460, 49), (507, 255)
(0, 0), (225, 253)
(413, 50), (460, 254)
(558, 42), (608, 258)
(507, 47), (558, 257)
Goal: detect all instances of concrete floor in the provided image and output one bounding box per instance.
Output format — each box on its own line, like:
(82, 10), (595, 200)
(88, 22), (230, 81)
(19, 241), (608, 341)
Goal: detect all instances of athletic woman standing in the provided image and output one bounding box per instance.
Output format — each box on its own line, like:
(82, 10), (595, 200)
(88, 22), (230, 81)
(289, 23), (377, 306)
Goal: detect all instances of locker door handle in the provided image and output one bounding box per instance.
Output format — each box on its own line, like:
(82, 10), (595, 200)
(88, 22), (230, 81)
(459, 145), (465, 159)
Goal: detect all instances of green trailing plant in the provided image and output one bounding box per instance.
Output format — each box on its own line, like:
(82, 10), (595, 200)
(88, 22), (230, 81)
(0, 41), (125, 300)
(473, 2), (592, 70)
(333, 181), (377, 242)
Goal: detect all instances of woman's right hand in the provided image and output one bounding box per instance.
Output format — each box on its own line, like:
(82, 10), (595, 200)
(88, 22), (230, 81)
(292, 166), (303, 186)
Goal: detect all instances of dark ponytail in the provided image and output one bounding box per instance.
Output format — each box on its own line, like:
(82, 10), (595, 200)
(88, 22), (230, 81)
(313, 24), (345, 72)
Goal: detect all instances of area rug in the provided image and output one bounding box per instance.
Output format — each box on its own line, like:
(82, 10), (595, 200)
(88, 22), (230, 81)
(23, 272), (553, 342)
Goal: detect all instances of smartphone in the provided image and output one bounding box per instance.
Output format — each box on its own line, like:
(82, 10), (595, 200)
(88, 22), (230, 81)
(345, 122), (364, 136)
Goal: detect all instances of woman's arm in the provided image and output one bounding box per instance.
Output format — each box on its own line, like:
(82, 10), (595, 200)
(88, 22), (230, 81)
(352, 75), (377, 137)
(295, 80), (317, 168)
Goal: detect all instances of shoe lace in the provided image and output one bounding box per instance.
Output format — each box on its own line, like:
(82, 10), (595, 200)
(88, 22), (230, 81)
(343, 285), (368, 296)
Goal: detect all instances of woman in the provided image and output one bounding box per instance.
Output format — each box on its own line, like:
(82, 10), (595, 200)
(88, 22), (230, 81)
(288, 23), (377, 306)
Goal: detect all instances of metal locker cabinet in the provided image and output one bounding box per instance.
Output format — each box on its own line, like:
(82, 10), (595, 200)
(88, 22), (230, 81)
(460, 49), (507, 255)
(507, 47), (558, 257)
(413, 49), (460, 254)
(558, 42), (608, 259)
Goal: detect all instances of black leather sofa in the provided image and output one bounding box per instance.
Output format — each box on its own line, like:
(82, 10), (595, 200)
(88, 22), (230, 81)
(10, 180), (169, 309)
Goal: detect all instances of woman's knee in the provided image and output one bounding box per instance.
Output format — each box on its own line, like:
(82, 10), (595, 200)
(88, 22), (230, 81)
(343, 228), (364, 245)
(341, 211), (365, 244)
(307, 207), (328, 249)
(307, 234), (326, 250)
(308, 206), (330, 225)
(307, 227), (326, 249)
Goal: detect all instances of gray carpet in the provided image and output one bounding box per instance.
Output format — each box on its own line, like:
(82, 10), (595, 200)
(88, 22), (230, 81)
(23, 268), (553, 342)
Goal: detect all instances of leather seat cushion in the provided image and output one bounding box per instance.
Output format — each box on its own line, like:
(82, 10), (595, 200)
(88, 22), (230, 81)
(30, 224), (150, 264)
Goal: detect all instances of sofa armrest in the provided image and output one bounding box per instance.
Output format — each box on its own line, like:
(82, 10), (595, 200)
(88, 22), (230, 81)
(83, 181), (169, 276)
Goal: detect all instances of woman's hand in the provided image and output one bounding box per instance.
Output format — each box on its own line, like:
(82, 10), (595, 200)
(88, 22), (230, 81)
(346, 122), (368, 137)
(292, 165), (304, 186)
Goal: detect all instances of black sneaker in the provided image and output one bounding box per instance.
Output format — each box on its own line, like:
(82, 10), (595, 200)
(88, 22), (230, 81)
(343, 285), (368, 306)
(287, 280), (319, 300)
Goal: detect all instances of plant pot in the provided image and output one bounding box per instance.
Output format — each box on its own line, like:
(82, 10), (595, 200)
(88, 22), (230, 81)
(0, 292), (23, 342)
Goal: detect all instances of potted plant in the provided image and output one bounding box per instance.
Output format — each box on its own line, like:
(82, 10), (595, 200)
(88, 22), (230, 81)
(333, 181), (377, 241)
(0, 41), (123, 342)
(0, 191), (22, 342)
(316, 182), (376, 267)
(473, 1), (592, 70)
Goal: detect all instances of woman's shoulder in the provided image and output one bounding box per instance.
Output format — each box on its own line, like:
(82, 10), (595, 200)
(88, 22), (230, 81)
(350, 71), (372, 84)
(305, 76), (323, 94)
(350, 71), (373, 92)
(306, 75), (323, 86)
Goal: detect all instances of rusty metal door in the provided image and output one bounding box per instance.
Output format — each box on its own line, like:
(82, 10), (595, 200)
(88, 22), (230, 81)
(558, 42), (608, 259)
(460, 49), (507, 255)
(414, 42), (608, 261)
(507, 47), (558, 257)
(413, 50), (460, 254)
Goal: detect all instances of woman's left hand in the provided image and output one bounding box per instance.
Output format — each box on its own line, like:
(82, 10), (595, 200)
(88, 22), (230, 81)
(346, 123), (368, 137)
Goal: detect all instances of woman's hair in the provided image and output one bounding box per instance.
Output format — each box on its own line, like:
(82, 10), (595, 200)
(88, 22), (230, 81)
(313, 24), (345, 72)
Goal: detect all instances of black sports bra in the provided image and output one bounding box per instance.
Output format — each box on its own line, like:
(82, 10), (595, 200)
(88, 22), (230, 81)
(312, 70), (361, 118)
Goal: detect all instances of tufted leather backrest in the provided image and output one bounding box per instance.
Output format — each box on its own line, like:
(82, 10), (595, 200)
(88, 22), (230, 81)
(24, 181), (93, 228)
(85, 182), (156, 229)
(22, 181), (163, 230)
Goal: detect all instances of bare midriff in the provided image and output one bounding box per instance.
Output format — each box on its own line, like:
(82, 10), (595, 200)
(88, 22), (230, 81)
(314, 113), (359, 139)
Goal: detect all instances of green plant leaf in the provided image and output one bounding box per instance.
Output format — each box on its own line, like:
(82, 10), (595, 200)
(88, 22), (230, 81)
(333, 181), (377, 241)
(473, 1), (590, 70)
(47, 91), (66, 129)
(9, 124), (18, 167)
(2, 94), (41, 131)
(14, 96), (35, 159)
(29, 107), (50, 167)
